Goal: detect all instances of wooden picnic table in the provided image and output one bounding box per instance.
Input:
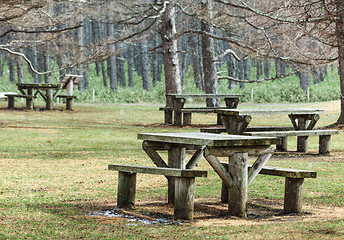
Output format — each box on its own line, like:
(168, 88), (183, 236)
(216, 108), (326, 135)
(163, 93), (243, 126)
(17, 83), (62, 110)
(137, 132), (279, 218)
(215, 108), (326, 153)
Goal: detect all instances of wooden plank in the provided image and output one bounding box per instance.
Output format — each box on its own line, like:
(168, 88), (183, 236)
(245, 129), (339, 137)
(204, 154), (233, 188)
(216, 108), (326, 116)
(138, 132), (280, 147)
(221, 162), (317, 178)
(205, 145), (275, 157)
(248, 151), (273, 185)
(201, 126), (294, 133)
(108, 164), (207, 178)
(167, 94), (243, 98)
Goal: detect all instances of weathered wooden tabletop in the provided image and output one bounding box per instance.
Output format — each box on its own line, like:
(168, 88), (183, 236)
(166, 93), (243, 98)
(137, 132), (279, 147)
(215, 108), (326, 116)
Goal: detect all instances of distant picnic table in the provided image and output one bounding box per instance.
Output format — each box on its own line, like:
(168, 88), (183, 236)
(6, 75), (81, 110)
(160, 93), (243, 126)
(208, 108), (338, 154)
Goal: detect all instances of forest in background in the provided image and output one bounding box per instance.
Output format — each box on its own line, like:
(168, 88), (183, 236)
(0, 1), (342, 105)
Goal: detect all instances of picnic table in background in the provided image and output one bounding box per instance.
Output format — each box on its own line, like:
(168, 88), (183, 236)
(216, 108), (326, 134)
(161, 93), (243, 126)
(213, 108), (338, 154)
(5, 75), (82, 111)
(15, 83), (62, 110)
(137, 132), (279, 218)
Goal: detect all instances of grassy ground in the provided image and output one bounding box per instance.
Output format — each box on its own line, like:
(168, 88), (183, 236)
(0, 100), (344, 239)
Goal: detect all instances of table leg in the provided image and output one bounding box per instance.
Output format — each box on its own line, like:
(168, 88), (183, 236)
(26, 88), (34, 110)
(46, 89), (54, 110)
(227, 153), (248, 218)
(168, 146), (186, 204)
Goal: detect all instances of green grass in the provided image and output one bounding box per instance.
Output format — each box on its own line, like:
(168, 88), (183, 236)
(0, 100), (344, 239)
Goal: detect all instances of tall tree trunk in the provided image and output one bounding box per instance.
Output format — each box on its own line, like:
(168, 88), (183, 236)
(161, 0), (182, 106)
(43, 48), (51, 83)
(77, 17), (88, 90)
(264, 61), (270, 79)
(17, 51), (24, 84)
(8, 58), (16, 83)
(107, 23), (117, 90)
(201, 0), (219, 107)
(116, 50), (126, 87)
(296, 70), (310, 91)
(226, 54), (236, 89)
(141, 38), (150, 91)
(336, 1), (344, 124)
(127, 44), (134, 87)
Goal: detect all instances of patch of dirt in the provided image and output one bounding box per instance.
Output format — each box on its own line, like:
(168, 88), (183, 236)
(91, 198), (344, 227)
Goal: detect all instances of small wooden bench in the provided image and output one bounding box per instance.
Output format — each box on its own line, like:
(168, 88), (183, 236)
(5, 94), (36, 110)
(244, 129), (339, 154)
(221, 163), (317, 213)
(108, 164), (207, 220)
(56, 95), (76, 110)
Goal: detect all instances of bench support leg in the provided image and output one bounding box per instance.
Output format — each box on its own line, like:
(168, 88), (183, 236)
(7, 96), (15, 109)
(216, 113), (223, 125)
(117, 171), (136, 209)
(297, 136), (308, 153)
(284, 177), (304, 213)
(228, 153), (248, 218)
(319, 135), (331, 155)
(276, 136), (288, 151)
(66, 98), (73, 110)
(164, 109), (173, 124)
(183, 113), (191, 126)
(174, 177), (195, 220)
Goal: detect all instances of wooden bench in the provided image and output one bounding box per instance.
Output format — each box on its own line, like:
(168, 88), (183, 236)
(220, 163), (317, 213)
(159, 107), (231, 126)
(0, 92), (17, 100)
(108, 164), (207, 220)
(244, 129), (339, 154)
(5, 94), (36, 110)
(56, 95), (76, 110)
(161, 94), (243, 126)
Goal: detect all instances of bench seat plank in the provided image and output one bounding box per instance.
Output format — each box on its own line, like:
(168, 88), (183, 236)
(108, 164), (207, 177)
(245, 129), (339, 137)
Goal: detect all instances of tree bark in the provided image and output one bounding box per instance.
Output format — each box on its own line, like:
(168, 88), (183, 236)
(336, 1), (344, 124)
(127, 44), (134, 88)
(141, 38), (151, 91)
(201, 0), (219, 107)
(107, 23), (117, 90)
(161, 0), (182, 107)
